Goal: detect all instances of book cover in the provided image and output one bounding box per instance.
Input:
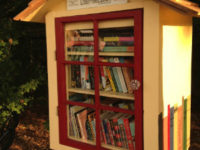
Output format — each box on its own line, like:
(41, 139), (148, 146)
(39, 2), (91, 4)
(88, 112), (96, 139)
(113, 57), (128, 93)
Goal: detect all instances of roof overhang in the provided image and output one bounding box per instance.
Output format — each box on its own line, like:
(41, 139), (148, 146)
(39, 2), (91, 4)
(14, 0), (200, 23)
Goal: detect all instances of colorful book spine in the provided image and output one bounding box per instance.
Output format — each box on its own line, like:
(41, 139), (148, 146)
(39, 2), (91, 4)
(106, 119), (115, 146)
(114, 57), (128, 93)
(109, 66), (119, 92)
(103, 46), (134, 52)
(120, 58), (133, 94)
(80, 56), (86, 89)
(113, 118), (122, 147)
(119, 37), (134, 42)
(105, 66), (116, 92)
(73, 41), (94, 46)
(109, 57), (123, 92)
(101, 121), (107, 144)
(123, 118), (134, 150)
(103, 36), (134, 42)
(77, 109), (88, 141)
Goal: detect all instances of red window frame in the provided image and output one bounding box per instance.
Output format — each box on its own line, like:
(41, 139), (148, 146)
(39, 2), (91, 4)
(55, 9), (143, 150)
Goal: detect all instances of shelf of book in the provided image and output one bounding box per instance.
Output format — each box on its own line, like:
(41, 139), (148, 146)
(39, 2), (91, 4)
(68, 88), (134, 100)
(67, 51), (134, 57)
(56, 10), (143, 150)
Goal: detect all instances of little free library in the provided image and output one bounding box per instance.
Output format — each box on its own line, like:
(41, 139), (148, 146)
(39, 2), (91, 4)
(14, 0), (200, 150)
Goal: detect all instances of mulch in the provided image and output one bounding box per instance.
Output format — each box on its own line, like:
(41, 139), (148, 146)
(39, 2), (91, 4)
(9, 102), (49, 150)
(8, 101), (200, 150)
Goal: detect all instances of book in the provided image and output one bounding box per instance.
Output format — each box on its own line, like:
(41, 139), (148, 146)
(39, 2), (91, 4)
(113, 57), (128, 93)
(88, 66), (94, 90)
(120, 58), (134, 94)
(123, 118), (134, 150)
(106, 119), (115, 146)
(80, 56), (86, 89)
(102, 46), (134, 52)
(88, 111), (96, 139)
(73, 46), (94, 51)
(104, 41), (134, 47)
(109, 57), (123, 93)
(103, 36), (134, 42)
(105, 66), (116, 92)
(76, 109), (88, 141)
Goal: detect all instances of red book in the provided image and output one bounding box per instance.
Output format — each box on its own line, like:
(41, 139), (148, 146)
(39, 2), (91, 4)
(106, 120), (115, 146)
(101, 121), (107, 144)
(113, 118), (122, 147)
(123, 118), (134, 150)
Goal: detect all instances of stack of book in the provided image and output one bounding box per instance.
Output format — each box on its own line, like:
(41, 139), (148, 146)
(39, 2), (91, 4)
(99, 36), (134, 52)
(66, 29), (94, 52)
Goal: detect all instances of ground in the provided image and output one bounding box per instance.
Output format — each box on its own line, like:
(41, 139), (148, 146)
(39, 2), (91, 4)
(8, 101), (200, 150)
(9, 102), (49, 150)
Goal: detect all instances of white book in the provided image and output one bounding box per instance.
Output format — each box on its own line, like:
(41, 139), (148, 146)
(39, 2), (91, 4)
(80, 56), (86, 89)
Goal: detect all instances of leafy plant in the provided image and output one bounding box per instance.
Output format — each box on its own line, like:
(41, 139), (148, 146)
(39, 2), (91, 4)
(0, 39), (40, 129)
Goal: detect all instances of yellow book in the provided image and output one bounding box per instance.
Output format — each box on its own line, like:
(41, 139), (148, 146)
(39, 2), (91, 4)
(174, 104), (178, 150)
(104, 37), (119, 42)
(105, 67), (116, 92)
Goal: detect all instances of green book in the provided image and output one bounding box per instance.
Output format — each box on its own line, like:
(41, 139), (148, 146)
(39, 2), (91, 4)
(103, 46), (134, 52)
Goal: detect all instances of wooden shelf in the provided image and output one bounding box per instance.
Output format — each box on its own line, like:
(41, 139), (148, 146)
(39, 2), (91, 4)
(101, 144), (128, 150)
(68, 88), (134, 100)
(67, 51), (94, 56)
(68, 136), (96, 145)
(66, 51), (134, 56)
(68, 88), (95, 95)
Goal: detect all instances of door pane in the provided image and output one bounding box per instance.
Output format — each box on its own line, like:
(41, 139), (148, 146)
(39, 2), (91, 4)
(67, 105), (96, 145)
(100, 110), (135, 149)
(65, 22), (94, 62)
(98, 19), (134, 63)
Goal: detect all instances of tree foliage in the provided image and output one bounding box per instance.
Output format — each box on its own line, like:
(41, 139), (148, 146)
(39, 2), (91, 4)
(0, 0), (47, 127)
